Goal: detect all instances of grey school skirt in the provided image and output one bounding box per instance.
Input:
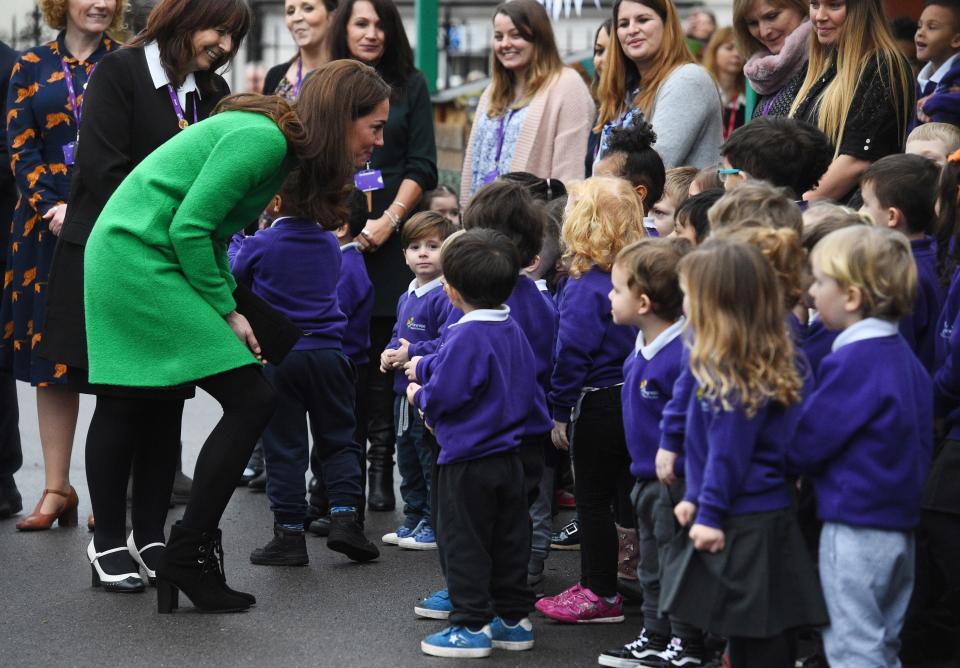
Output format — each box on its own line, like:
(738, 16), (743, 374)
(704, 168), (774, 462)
(660, 507), (829, 638)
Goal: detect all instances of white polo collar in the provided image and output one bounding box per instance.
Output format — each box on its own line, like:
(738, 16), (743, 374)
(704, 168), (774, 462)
(408, 276), (444, 298)
(635, 317), (685, 360)
(831, 317), (899, 352)
(144, 41), (199, 109)
(450, 306), (511, 327)
(534, 279), (548, 292)
(918, 52), (960, 91)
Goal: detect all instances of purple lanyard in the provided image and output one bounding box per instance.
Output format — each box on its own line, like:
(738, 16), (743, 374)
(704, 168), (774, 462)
(60, 59), (95, 127)
(494, 110), (516, 166)
(166, 85), (199, 130)
(293, 58), (303, 98)
(761, 94), (776, 117)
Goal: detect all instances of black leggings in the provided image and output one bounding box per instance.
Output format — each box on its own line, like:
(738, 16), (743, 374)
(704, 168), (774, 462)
(727, 632), (798, 668)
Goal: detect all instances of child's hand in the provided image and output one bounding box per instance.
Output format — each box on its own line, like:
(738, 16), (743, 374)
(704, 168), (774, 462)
(406, 382), (421, 406)
(689, 523), (725, 553)
(396, 338), (411, 365)
(551, 420), (569, 450)
(674, 500), (697, 526)
(381, 347), (400, 372)
(404, 356), (422, 381)
(655, 448), (678, 485)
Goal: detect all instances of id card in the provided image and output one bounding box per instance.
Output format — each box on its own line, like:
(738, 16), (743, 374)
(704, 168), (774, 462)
(62, 141), (76, 166)
(354, 169), (384, 192)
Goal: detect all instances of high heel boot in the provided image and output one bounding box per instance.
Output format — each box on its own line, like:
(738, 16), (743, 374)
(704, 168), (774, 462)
(155, 523), (254, 614)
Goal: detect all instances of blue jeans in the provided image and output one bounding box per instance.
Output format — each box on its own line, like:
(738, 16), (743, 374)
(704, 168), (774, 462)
(394, 395), (433, 527)
(820, 522), (915, 668)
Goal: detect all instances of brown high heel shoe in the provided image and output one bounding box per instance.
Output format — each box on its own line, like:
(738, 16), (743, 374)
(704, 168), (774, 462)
(15, 486), (79, 531)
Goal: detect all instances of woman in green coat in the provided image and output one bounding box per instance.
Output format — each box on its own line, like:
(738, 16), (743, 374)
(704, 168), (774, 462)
(83, 59), (392, 613)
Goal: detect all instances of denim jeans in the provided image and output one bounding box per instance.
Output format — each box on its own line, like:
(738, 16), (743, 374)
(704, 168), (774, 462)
(394, 395), (433, 527)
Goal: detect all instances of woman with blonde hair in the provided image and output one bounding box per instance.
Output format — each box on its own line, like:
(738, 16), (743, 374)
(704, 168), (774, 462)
(460, 0), (595, 201)
(789, 0), (914, 202)
(2, 0), (124, 532)
(595, 0), (722, 170)
(703, 26), (746, 139)
(734, 0), (811, 118)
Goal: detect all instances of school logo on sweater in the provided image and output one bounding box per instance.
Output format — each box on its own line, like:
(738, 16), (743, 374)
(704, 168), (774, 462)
(405, 316), (426, 332)
(639, 379), (660, 400)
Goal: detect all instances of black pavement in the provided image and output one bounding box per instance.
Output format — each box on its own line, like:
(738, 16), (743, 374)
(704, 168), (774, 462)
(1, 383), (636, 667)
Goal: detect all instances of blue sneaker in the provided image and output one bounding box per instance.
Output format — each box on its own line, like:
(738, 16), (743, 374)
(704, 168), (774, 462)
(489, 617), (534, 651)
(381, 518), (423, 546)
(414, 587), (452, 619)
(398, 521), (437, 550)
(421, 625), (492, 658)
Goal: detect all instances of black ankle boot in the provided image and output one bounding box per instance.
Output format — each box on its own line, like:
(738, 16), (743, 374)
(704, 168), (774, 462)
(327, 510), (379, 562)
(250, 523), (308, 566)
(366, 451), (395, 511)
(155, 523), (253, 613)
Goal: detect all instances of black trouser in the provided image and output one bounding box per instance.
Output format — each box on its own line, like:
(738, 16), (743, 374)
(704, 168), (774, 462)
(437, 451), (534, 629)
(366, 317), (396, 469)
(571, 386), (632, 598)
(727, 631), (798, 668)
(262, 349), (363, 525)
(86, 396), (184, 548)
(0, 370), (21, 479)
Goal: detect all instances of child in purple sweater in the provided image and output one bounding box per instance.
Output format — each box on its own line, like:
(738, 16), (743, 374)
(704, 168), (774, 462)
(791, 226), (932, 668)
(411, 229), (539, 659)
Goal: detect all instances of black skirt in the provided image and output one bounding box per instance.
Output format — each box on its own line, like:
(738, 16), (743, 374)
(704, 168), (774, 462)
(660, 508), (828, 638)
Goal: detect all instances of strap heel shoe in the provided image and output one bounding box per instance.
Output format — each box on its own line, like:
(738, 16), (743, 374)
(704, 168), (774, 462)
(16, 486), (79, 531)
(87, 540), (145, 593)
(127, 532), (164, 585)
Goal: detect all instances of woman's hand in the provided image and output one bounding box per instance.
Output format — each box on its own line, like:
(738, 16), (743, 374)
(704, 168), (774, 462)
(655, 448), (678, 485)
(225, 311), (262, 361)
(357, 215), (394, 253)
(43, 203), (67, 236)
(689, 523), (726, 553)
(551, 420), (569, 450)
(674, 500), (697, 526)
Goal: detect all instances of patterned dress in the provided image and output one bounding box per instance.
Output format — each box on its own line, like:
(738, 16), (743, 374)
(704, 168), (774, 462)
(0, 33), (116, 386)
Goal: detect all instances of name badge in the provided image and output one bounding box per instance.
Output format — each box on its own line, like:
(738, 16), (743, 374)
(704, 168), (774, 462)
(62, 141), (76, 166)
(354, 169), (384, 192)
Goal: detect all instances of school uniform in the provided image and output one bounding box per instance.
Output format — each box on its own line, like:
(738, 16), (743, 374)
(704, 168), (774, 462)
(232, 218), (363, 525)
(412, 307), (538, 628)
(900, 236), (946, 372)
(790, 318), (933, 668)
(802, 316), (839, 378)
(549, 266), (637, 598)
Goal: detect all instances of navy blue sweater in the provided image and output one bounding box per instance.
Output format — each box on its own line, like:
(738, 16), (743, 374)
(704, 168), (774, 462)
(388, 277), (456, 394)
(935, 268), (960, 438)
(549, 267), (637, 421)
(623, 321), (685, 479)
(413, 309), (539, 464)
(900, 236), (946, 372)
(790, 321), (933, 530)
(231, 217), (345, 350)
(339, 245), (374, 365)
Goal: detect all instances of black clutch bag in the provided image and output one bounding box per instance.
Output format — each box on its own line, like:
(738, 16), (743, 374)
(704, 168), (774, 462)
(232, 282), (302, 365)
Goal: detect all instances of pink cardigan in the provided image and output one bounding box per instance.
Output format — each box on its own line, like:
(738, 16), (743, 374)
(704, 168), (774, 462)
(460, 67), (596, 204)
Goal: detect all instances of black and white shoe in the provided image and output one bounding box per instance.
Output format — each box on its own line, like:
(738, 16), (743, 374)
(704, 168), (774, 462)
(88, 540), (145, 593)
(127, 532), (164, 585)
(598, 629), (670, 667)
(641, 637), (707, 668)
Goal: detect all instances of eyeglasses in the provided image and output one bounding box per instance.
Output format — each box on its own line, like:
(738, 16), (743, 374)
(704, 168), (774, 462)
(717, 167), (748, 183)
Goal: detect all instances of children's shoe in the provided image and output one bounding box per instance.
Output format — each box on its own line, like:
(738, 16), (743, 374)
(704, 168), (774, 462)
(489, 617), (534, 651)
(550, 520), (580, 550)
(599, 629), (671, 667)
(537, 586), (624, 624)
(381, 519), (421, 546)
(655, 637), (707, 667)
(414, 588), (452, 619)
(617, 524), (639, 581)
(398, 521), (438, 550)
(555, 488), (577, 509)
(326, 510), (379, 562)
(534, 582), (585, 617)
(249, 523), (309, 567)
(421, 625), (492, 659)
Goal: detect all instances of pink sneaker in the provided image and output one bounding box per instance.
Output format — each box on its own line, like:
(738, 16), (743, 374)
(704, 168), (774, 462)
(537, 586), (625, 624)
(534, 582), (584, 617)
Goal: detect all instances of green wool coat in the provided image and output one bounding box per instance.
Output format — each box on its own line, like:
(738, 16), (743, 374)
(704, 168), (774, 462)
(84, 111), (292, 387)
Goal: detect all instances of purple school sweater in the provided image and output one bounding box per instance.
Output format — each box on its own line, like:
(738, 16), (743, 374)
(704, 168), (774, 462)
(388, 277), (455, 394)
(338, 245), (374, 365)
(506, 276), (557, 435)
(231, 217), (344, 351)
(413, 308), (539, 464)
(623, 321), (685, 480)
(790, 319), (933, 530)
(901, 236), (946, 372)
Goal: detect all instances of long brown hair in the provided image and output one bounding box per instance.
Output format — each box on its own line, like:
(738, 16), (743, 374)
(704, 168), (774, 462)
(731, 0), (807, 56)
(215, 60), (391, 227)
(488, 0), (564, 117)
(595, 0), (694, 130)
(702, 26), (744, 94)
(128, 0), (251, 94)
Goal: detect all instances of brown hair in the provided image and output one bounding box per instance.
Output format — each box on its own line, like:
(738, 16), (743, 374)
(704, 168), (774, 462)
(615, 236), (691, 320)
(216, 60), (391, 228)
(702, 26), (744, 92)
(664, 166), (699, 205)
(41, 0), (128, 34)
(128, 0), (251, 93)
(714, 221), (807, 308)
(488, 0), (564, 117)
(708, 182), (803, 233)
(401, 211), (458, 247)
(731, 0), (807, 56)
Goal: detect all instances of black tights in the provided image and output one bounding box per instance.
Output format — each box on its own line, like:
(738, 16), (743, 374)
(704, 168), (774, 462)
(86, 396), (184, 550)
(727, 632), (798, 668)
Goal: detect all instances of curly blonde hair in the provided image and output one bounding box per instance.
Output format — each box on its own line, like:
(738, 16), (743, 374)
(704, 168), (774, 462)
(713, 221), (807, 308)
(562, 177), (646, 277)
(41, 0), (128, 34)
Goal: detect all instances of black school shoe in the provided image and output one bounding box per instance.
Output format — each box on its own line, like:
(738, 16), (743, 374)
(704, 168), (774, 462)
(641, 636), (709, 668)
(308, 515), (331, 537)
(550, 519), (581, 550)
(0, 475), (22, 518)
(247, 470), (267, 493)
(599, 629), (670, 667)
(326, 510), (379, 562)
(250, 524), (309, 566)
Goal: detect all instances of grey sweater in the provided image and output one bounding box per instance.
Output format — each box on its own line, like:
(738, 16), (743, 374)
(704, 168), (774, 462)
(649, 63), (723, 170)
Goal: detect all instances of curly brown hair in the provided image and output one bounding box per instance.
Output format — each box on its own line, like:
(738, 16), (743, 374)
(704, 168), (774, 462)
(40, 0), (128, 34)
